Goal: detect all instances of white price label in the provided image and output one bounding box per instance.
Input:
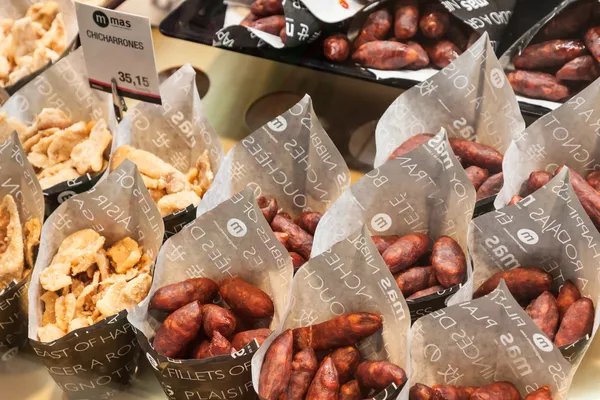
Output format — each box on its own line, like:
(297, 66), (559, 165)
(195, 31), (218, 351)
(75, 2), (161, 104)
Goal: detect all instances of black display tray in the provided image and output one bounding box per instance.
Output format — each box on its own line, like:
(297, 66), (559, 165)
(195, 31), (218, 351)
(159, 0), (563, 120)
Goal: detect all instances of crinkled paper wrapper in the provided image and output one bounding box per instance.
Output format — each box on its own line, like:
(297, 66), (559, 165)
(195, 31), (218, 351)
(0, 0), (79, 96)
(27, 160), (164, 400)
(408, 281), (573, 400)
(214, 0), (321, 49)
(112, 64), (224, 238)
(252, 225), (411, 400)
(314, 130), (476, 321)
(499, 0), (581, 111)
(0, 48), (119, 217)
(495, 77), (600, 208)
(0, 131), (44, 367)
(128, 188), (294, 400)
(471, 168), (600, 367)
(198, 94), (350, 218)
(374, 35), (525, 184)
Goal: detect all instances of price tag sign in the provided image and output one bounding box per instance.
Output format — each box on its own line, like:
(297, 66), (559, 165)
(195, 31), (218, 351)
(75, 2), (161, 104)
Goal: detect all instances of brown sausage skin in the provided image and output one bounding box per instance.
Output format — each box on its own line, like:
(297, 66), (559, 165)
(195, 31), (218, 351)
(289, 252), (306, 270)
(470, 381), (521, 400)
(354, 9), (393, 49)
(409, 383), (434, 400)
(524, 386), (552, 400)
(352, 41), (418, 70)
(231, 328), (271, 350)
(259, 330), (293, 400)
(394, 0), (419, 40)
(405, 41), (430, 70)
(293, 313), (383, 351)
(527, 171), (553, 194)
(275, 232), (290, 250)
(324, 34), (351, 63)
(537, 2), (594, 41)
(284, 348), (318, 400)
(388, 134), (434, 160)
(556, 166), (600, 229)
(219, 277), (274, 320)
(295, 212), (322, 235)
(372, 235), (400, 255)
(250, 15), (285, 36)
(407, 285), (444, 300)
(306, 356), (339, 400)
(465, 166), (489, 191)
(240, 12), (259, 27)
(395, 266), (437, 297)
(339, 380), (362, 400)
(526, 291), (559, 340)
(250, 0), (283, 17)
(432, 385), (475, 400)
(149, 278), (219, 313)
(556, 55), (600, 82)
(584, 26), (600, 62)
(556, 280), (581, 320)
(329, 346), (361, 384)
(473, 267), (552, 304)
(202, 304), (237, 339)
(272, 214), (313, 260)
(587, 170), (600, 191)
(514, 40), (587, 69)
(382, 233), (432, 274)
(476, 172), (504, 201)
(153, 301), (203, 358)
(432, 236), (466, 288)
(448, 138), (503, 173)
(355, 361), (407, 393)
(507, 70), (570, 102)
(192, 331), (234, 359)
(508, 195), (523, 206)
(426, 40), (461, 69)
(554, 297), (595, 347)
(257, 196), (278, 224)
(419, 6), (449, 39)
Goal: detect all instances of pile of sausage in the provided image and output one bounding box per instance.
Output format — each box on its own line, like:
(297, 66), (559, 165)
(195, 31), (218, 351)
(508, 0), (600, 102)
(258, 196), (322, 270)
(507, 166), (600, 230)
(323, 1), (478, 70)
(259, 313), (407, 400)
(388, 133), (505, 201)
(149, 277), (273, 359)
(240, 0), (286, 40)
(410, 381), (552, 400)
(474, 267), (595, 348)
(372, 232), (466, 300)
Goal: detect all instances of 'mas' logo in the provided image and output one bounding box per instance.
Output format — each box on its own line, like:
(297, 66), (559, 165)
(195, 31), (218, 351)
(93, 10), (132, 29)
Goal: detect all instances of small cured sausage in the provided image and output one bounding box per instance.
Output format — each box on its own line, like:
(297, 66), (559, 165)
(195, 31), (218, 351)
(250, 15), (286, 36)
(153, 301), (203, 358)
(258, 196), (278, 224)
(382, 233), (432, 274)
(352, 41), (418, 70)
(465, 166), (489, 191)
(556, 280), (581, 320)
(220, 277), (274, 320)
(507, 71), (570, 102)
(584, 26), (600, 62)
(526, 171), (553, 194)
(305, 357), (339, 400)
(329, 346), (361, 384)
(507, 195), (522, 206)
(295, 212), (322, 235)
(586, 170), (600, 191)
(526, 291), (559, 340)
(556, 55), (600, 82)
(192, 331), (234, 359)
(202, 304), (237, 339)
(250, 0), (283, 17)
(524, 386), (553, 400)
(405, 41), (430, 69)
(409, 383), (434, 400)
(388, 134), (434, 159)
(476, 172), (504, 201)
(426, 40), (461, 69)
(272, 214), (313, 260)
(394, 0), (419, 40)
(537, 2), (594, 40)
(406, 285), (444, 300)
(284, 348), (318, 400)
(448, 138), (503, 173)
(419, 6), (449, 39)
(231, 328), (271, 350)
(290, 252), (306, 270)
(372, 235), (400, 255)
(554, 297), (594, 347)
(355, 361), (407, 393)
(395, 266), (437, 297)
(473, 267), (552, 304)
(431, 236), (466, 288)
(432, 385), (475, 400)
(149, 278), (219, 313)
(259, 330), (294, 400)
(470, 382), (521, 400)
(354, 9), (393, 49)
(556, 166), (600, 229)
(339, 380), (362, 400)
(324, 34), (351, 63)
(513, 40), (587, 69)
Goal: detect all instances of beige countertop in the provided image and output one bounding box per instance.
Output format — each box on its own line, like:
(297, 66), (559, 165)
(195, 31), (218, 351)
(2, 29), (598, 400)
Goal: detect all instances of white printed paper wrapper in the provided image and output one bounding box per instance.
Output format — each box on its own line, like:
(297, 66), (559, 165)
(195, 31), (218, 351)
(128, 188), (293, 400)
(495, 77), (600, 208)
(0, 48), (118, 217)
(409, 281), (573, 400)
(373, 34), (525, 180)
(214, 0), (321, 49)
(27, 160), (164, 400)
(197, 94), (350, 218)
(470, 168), (600, 366)
(1, 0), (79, 94)
(252, 224), (411, 400)
(314, 130), (475, 321)
(0, 131), (44, 367)
(111, 64), (223, 238)
(499, 0), (582, 111)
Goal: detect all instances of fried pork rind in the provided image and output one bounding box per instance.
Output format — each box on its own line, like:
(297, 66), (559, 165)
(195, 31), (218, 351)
(70, 121), (112, 174)
(0, 1), (66, 88)
(111, 146), (214, 216)
(0, 195), (24, 289)
(37, 230), (152, 342)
